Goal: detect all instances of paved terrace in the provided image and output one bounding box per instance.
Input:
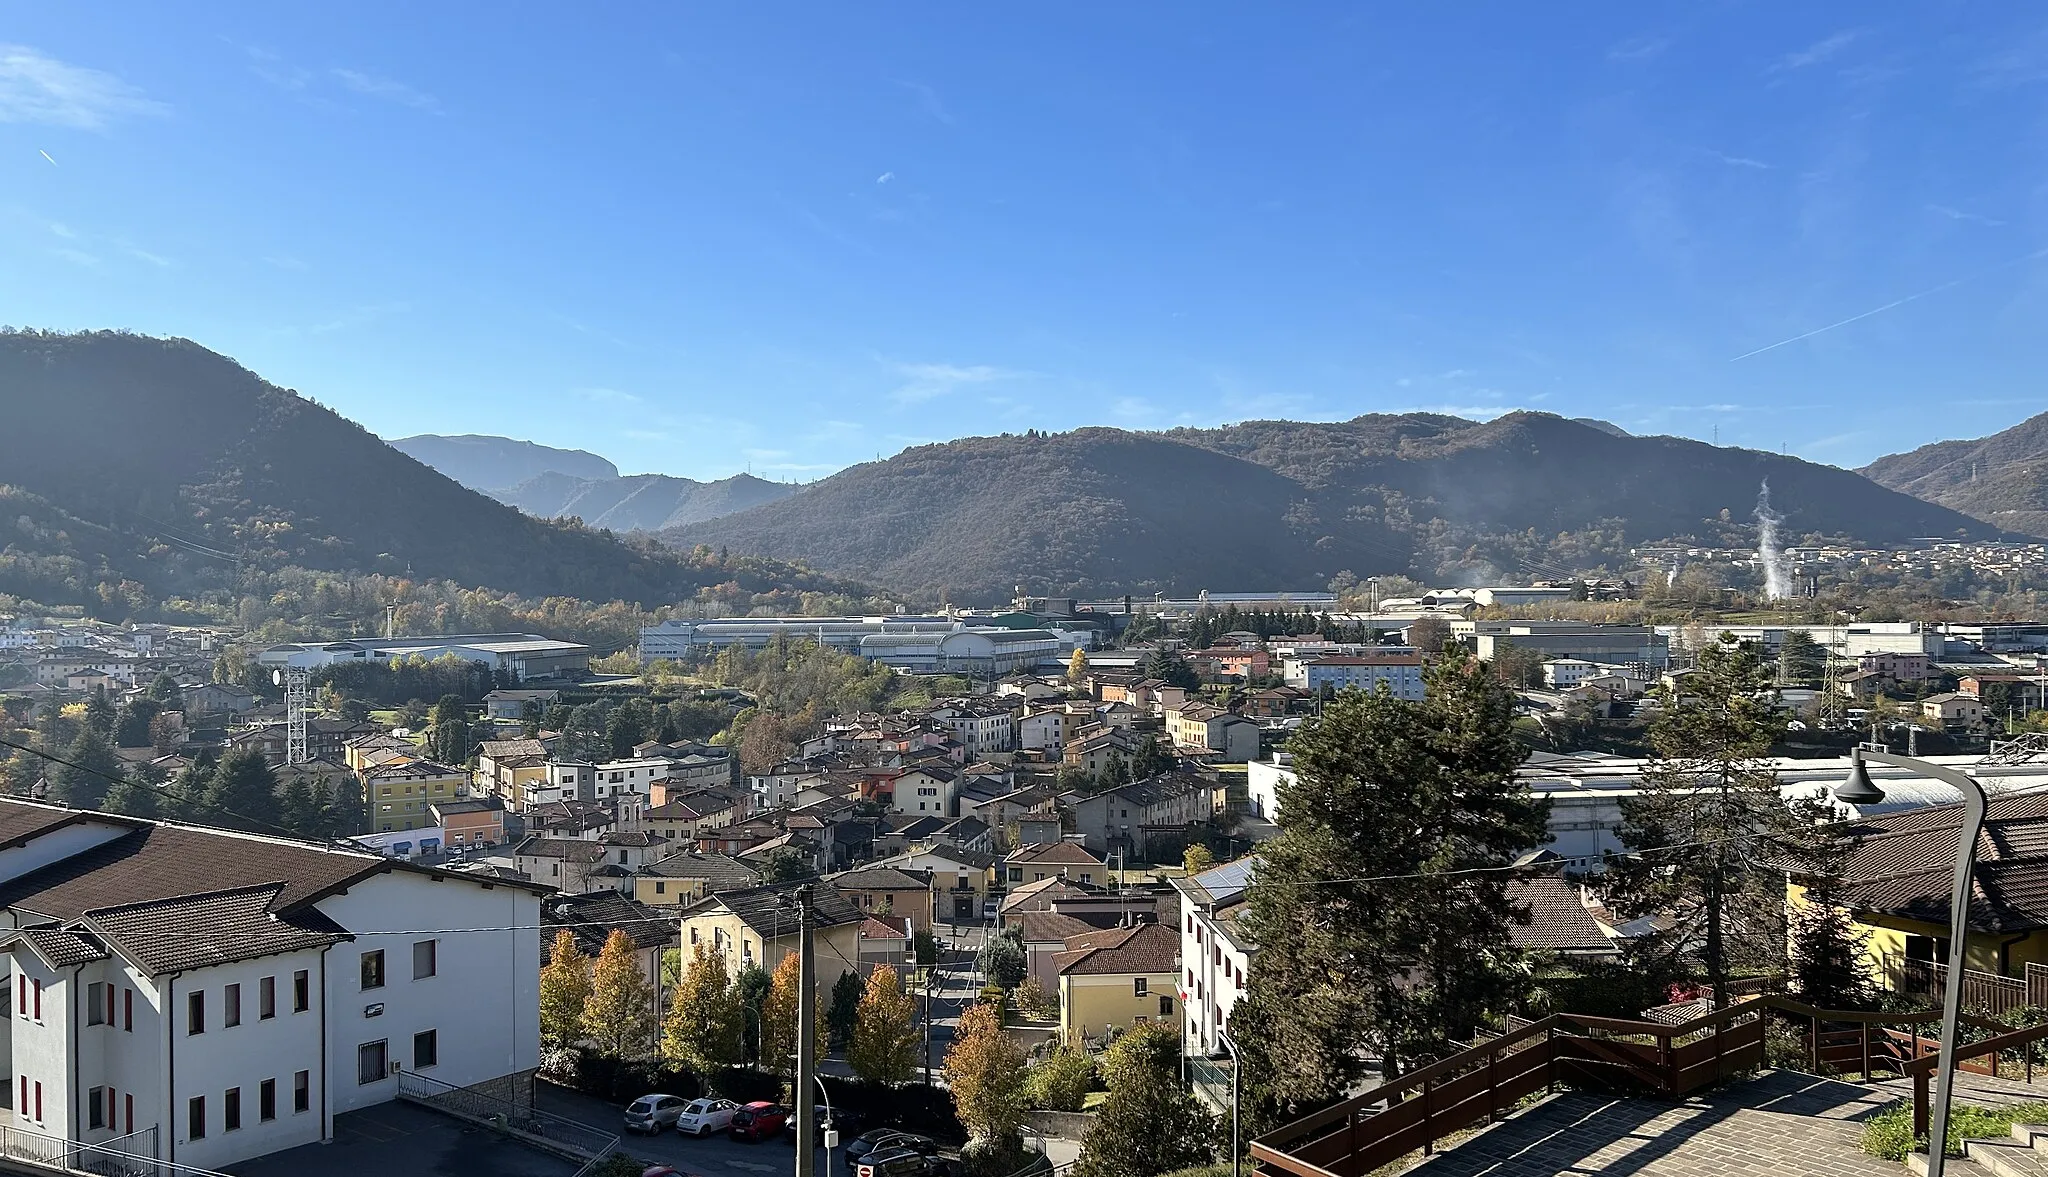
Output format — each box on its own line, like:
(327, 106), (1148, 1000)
(1396, 1070), (1901, 1177)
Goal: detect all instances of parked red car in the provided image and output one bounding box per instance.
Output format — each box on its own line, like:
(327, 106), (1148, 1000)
(728, 1102), (789, 1141)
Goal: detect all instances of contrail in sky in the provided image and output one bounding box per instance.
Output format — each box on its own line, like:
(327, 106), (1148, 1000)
(39, 150), (57, 166)
(1730, 246), (2048, 361)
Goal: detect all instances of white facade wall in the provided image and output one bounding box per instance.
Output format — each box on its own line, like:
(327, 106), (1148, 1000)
(10, 952), (69, 1136)
(1177, 902), (1250, 1058)
(165, 950), (328, 1170)
(1245, 759), (1293, 823)
(313, 871), (541, 1118)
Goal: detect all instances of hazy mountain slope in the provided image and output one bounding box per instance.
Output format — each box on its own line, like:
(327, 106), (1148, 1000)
(1862, 412), (2048, 536)
(0, 331), (862, 610)
(501, 471), (797, 531)
(389, 433), (619, 490)
(666, 412), (2003, 600)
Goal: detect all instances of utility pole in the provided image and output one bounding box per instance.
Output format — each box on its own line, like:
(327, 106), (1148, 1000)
(795, 886), (817, 1177)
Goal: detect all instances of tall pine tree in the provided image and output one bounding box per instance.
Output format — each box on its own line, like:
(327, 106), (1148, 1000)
(1235, 654), (1547, 1129)
(51, 727), (124, 809)
(1605, 635), (1825, 1006)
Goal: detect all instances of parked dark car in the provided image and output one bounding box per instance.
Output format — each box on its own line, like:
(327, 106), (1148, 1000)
(845, 1131), (939, 1164)
(728, 1102), (790, 1141)
(785, 1106), (865, 1136)
(857, 1148), (951, 1177)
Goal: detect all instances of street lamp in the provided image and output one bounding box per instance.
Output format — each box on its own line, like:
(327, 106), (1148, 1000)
(1834, 747), (1986, 1177)
(1216, 1030), (1242, 1177)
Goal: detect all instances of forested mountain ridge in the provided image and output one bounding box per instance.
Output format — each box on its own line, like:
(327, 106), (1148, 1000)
(498, 470), (798, 531)
(0, 331), (870, 619)
(387, 433), (619, 491)
(665, 412), (2006, 602)
(1862, 411), (2048, 537)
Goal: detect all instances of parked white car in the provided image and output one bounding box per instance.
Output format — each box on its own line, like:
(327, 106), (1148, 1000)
(674, 1097), (740, 1136)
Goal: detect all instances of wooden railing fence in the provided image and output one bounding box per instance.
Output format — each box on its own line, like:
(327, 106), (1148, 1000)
(1249, 995), (2018, 1177)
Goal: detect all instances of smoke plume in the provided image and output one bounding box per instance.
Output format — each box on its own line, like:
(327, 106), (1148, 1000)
(1756, 480), (1789, 601)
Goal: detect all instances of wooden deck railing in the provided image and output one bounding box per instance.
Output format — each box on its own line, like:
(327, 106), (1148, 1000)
(1248, 995), (2006, 1177)
(1898, 1017), (2048, 1140)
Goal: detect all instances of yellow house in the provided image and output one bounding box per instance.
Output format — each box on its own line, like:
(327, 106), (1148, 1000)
(828, 865), (937, 930)
(476, 738), (550, 808)
(676, 881), (865, 1001)
(634, 850), (762, 908)
(363, 758), (467, 833)
(1054, 922), (1180, 1044)
(1791, 793), (2048, 989)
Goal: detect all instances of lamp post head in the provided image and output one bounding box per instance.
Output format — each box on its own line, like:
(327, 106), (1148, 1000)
(1835, 753), (1886, 807)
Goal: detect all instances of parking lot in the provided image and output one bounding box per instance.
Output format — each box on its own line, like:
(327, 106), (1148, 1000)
(542, 1084), (825, 1177)
(228, 1099), (578, 1177)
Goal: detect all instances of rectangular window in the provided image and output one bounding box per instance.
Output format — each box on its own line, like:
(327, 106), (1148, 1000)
(259, 976), (275, 1020)
(357, 1040), (387, 1085)
(225, 983), (241, 1027)
(188, 1095), (205, 1141)
(123, 988), (133, 1031)
(88, 1086), (105, 1130)
(293, 970), (309, 1012)
(1160, 994), (1173, 1016)
(413, 1028), (438, 1069)
(412, 939), (436, 980)
(34, 1081), (42, 1123)
(15, 1077), (21, 1114)
(125, 1093), (133, 1134)
(187, 990), (204, 1035)
(32, 978), (41, 1021)
(224, 1087), (241, 1132)
(293, 1070), (310, 1113)
(1133, 977), (1148, 997)
(88, 982), (106, 1026)
(259, 1079), (276, 1122)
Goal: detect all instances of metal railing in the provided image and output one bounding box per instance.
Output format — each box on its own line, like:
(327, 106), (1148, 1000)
(397, 1070), (619, 1160)
(0, 1122), (207, 1177)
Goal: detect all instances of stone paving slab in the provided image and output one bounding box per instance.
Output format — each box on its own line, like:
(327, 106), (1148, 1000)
(1397, 1070), (1901, 1177)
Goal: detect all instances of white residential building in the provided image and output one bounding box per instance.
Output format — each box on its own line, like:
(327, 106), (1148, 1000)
(1173, 859), (1254, 1060)
(1282, 651), (1425, 699)
(0, 801), (544, 1172)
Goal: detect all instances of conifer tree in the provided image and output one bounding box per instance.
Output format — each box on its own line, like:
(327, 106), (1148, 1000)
(540, 929), (592, 1051)
(1606, 635), (1825, 1006)
(1235, 655), (1547, 1130)
(663, 946), (745, 1077)
(848, 966), (920, 1085)
(51, 727), (124, 809)
(942, 1003), (1028, 1145)
(1073, 1025), (1214, 1177)
(583, 929), (656, 1061)
(827, 968), (862, 1049)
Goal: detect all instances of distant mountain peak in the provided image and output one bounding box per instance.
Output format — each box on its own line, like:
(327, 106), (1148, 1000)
(388, 433), (619, 491)
(1863, 410), (2048, 538)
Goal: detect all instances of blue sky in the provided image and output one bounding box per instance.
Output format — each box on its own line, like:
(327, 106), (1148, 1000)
(5, 5), (2047, 481)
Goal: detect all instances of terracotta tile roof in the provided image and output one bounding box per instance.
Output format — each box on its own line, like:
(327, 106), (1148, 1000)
(544, 891), (675, 955)
(831, 867), (934, 891)
(1014, 910), (1102, 943)
(680, 881), (864, 936)
(0, 805), (97, 849)
(859, 916), (911, 940)
(1828, 793), (2048, 933)
(7, 926), (109, 968)
(0, 814), (379, 924)
(511, 836), (606, 863)
(1052, 922), (1179, 976)
(86, 884), (350, 974)
(1008, 842), (1104, 867)
(641, 851), (762, 890)
(1505, 874), (1616, 954)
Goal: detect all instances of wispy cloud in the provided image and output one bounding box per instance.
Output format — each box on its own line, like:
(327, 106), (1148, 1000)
(1928, 203), (2004, 227)
(876, 171), (895, 185)
(47, 221), (75, 239)
(309, 301), (410, 334)
(331, 68), (438, 110)
(1710, 151), (1772, 170)
(263, 254), (307, 271)
(894, 80), (955, 125)
(239, 44), (312, 91)
(888, 361), (1021, 405)
(0, 44), (167, 129)
(122, 244), (170, 267)
(1607, 35), (1671, 63)
(574, 387), (642, 405)
(1772, 30), (1862, 72)
(621, 429), (673, 442)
